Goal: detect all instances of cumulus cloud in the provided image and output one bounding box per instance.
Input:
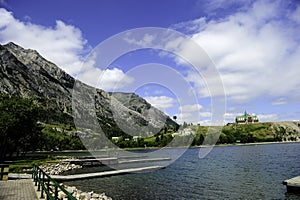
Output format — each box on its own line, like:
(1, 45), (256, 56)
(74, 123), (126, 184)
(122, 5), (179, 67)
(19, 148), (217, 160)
(175, 104), (209, 124)
(179, 104), (203, 112)
(0, 8), (87, 75)
(224, 112), (238, 121)
(176, 111), (212, 125)
(271, 98), (287, 105)
(0, 8), (134, 90)
(257, 113), (278, 122)
(144, 96), (175, 111)
(200, 0), (253, 16)
(222, 112), (278, 123)
(79, 67), (134, 91)
(124, 33), (156, 47)
(289, 5), (300, 23)
(172, 0), (300, 103)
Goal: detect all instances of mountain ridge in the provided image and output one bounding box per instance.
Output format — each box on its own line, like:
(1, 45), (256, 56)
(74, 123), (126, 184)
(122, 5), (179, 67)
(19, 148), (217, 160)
(0, 42), (177, 138)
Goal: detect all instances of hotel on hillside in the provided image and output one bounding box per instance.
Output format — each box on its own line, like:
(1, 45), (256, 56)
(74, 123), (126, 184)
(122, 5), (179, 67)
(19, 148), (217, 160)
(235, 111), (259, 124)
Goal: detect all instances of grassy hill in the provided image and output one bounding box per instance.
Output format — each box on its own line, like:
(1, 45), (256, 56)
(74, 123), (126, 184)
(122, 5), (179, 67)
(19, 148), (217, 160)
(190, 121), (300, 145)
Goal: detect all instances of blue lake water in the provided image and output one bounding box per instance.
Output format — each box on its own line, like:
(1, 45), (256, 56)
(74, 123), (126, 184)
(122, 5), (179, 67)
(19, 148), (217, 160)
(66, 143), (300, 199)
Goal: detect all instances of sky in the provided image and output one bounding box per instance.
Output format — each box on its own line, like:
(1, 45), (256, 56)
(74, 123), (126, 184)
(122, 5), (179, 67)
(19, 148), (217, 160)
(0, 0), (300, 125)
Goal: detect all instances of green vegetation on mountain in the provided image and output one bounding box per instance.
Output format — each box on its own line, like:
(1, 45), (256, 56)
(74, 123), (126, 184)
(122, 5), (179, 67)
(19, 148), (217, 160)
(0, 42), (177, 129)
(1, 91), (299, 161)
(0, 94), (85, 161)
(112, 122), (300, 148)
(1, 42), (300, 162)
(0, 42), (178, 160)
(191, 122), (300, 145)
(0, 95), (42, 162)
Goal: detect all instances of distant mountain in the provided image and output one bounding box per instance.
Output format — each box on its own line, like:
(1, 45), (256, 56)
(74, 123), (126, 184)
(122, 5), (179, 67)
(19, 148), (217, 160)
(0, 42), (177, 138)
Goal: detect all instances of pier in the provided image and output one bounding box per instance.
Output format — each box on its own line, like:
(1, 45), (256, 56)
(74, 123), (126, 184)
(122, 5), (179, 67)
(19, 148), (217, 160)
(66, 157), (119, 166)
(119, 157), (171, 164)
(283, 176), (300, 193)
(52, 165), (164, 181)
(64, 156), (171, 166)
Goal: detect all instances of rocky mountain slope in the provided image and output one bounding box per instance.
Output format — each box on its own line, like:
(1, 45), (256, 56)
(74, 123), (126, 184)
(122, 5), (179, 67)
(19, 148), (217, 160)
(0, 42), (177, 138)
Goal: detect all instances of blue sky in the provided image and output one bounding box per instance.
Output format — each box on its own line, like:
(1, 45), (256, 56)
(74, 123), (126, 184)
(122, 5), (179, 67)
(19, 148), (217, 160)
(0, 0), (300, 125)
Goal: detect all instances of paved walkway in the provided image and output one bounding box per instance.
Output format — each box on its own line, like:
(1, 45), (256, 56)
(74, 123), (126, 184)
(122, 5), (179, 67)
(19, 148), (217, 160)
(0, 179), (38, 200)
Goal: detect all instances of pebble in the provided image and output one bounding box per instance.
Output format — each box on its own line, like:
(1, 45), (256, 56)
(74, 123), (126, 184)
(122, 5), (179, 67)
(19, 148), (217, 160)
(40, 162), (112, 199)
(63, 185), (112, 200)
(40, 162), (82, 175)
(43, 184), (112, 200)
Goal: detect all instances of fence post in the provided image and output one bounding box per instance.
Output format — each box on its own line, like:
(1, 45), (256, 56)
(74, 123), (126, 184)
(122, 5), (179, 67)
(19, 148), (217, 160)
(32, 165), (34, 179)
(0, 164), (9, 181)
(55, 184), (58, 200)
(47, 178), (50, 199)
(37, 170), (41, 191)
(33, 164), (77, 200)
(40, 172), (45, 198)
(34, 166), (38, 186)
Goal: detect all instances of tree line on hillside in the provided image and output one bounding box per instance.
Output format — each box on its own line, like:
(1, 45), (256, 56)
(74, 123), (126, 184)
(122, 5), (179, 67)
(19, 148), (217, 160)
(0, 95), (84, 162)
(1, 94), (297, 161)
(0, 94), (180, 161)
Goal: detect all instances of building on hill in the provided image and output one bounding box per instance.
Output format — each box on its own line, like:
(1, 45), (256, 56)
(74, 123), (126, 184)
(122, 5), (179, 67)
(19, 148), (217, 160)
(235, 111), (259, 124)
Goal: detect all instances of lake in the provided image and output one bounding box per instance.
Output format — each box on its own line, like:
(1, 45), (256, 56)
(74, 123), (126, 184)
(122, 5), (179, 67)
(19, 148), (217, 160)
(66, 143), (300, 199)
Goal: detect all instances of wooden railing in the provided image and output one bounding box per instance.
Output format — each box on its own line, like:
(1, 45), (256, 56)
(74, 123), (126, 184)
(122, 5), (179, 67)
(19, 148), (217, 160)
(0, 164), (9, 181)
(32, 165), (76, 200)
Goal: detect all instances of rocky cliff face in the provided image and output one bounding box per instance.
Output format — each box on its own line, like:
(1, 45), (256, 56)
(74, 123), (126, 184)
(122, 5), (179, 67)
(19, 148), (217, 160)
(271, 121), (300, 141)
(0, 42), (177, 137)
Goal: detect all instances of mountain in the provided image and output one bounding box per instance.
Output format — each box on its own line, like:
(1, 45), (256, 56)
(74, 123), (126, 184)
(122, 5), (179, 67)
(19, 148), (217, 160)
(0, 42), (177, 139)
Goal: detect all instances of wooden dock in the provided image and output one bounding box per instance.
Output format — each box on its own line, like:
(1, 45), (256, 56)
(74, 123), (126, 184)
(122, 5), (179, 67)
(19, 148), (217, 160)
(74, 155), (147, 159)
(52, 165), (164, 181)
(283, 176), (300, 193)
(64, 156), (170, 166)
(119, 157), (171, 164)
(66, 157), (118, 166)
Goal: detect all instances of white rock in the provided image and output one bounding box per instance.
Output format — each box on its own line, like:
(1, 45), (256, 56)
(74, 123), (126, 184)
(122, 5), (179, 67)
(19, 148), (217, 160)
(92, 193), (100, 198)
(66, 186), (76, 194)
(58, 191), (66, 199)
(79, 193), (86, 200)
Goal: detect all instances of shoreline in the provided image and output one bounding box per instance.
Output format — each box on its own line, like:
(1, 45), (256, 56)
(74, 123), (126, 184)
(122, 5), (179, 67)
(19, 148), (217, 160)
(195, 141), (300, 149)
(27, 140), (300, 154)
(122, 140), (300, 150)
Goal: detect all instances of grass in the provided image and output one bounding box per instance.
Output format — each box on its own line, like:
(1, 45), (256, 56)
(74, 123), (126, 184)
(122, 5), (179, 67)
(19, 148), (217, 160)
(8, 156), (62, 173)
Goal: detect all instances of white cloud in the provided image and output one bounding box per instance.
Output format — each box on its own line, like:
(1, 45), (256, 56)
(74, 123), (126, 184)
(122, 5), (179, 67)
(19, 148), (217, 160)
(124, 33), (156, 47)
(179, 104), (203, 112)
(76, 67), (134, 91)
(200, 0), (252, 17)
(272, 98), (287, 105)
(198, 119), (212, 126)
(176, 112), (201, 125)
(175, 104), (210, 124)
(289, 4), (300, 23)
(154, 90), (164, 95)
(223, 112), (278, 123)
(75, 53), (134, 91)
(144, 96), (174, 111)
(199, 112), (212, 118)
(99, 68), (134, 91)
(257, 113), (278, 122)
(224, 112), (238, 120)
(175, 111), (212, 125)
(175, 110), (212, 125)
(172, 0), (300, 103)
(0, 8), (134, 91)
(0, 8), (87, 75)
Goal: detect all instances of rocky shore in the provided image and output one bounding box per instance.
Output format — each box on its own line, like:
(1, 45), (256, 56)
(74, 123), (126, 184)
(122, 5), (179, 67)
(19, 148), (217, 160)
(59, 185), (112, 200)
(40, 162), (112, 200)
(40, 161), (82, 175)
